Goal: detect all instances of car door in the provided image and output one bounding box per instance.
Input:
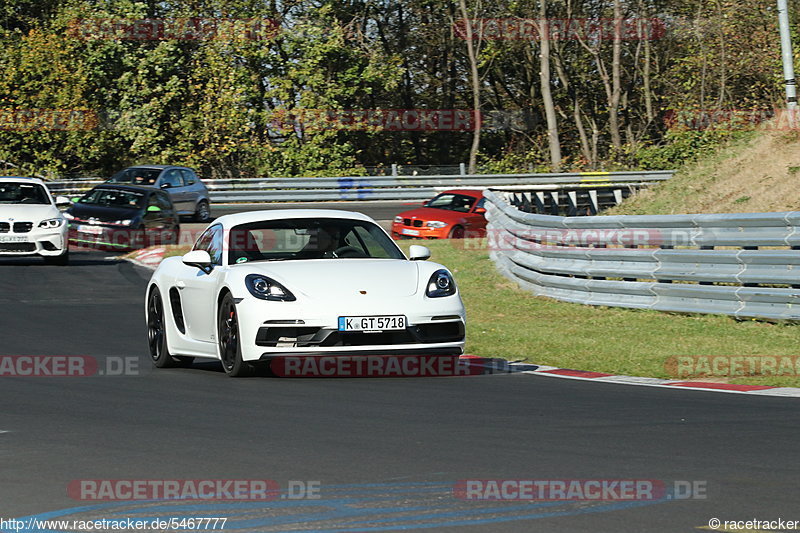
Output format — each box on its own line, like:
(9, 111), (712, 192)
(179, 224), (225, 343)
(142, 192), (169, 247)
(178, 168), (201, 211)
(464, 197), (488, 237)
(159, 168), (190, 214)
(154, 190), (179, 242)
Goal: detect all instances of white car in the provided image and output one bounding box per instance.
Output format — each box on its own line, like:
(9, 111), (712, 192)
(0, 177), (70, 265)
(146, 210), (466, 376)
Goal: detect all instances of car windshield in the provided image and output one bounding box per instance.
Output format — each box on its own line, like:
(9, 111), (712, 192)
(228, 218), (405, 264)
(0, 182), (50, 205)
(108, 168), (162, 186)
(79, 188), (144, 209)
(426, 193), (477, 213)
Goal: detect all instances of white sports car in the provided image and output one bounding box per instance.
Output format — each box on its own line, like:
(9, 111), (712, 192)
(0, 177), (70, 265)
(146, 210), (467, 376)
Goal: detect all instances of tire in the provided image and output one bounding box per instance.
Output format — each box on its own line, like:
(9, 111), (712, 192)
(147, 288), (177, 368)
(448, 225), (465, 239)
(43, 249), (69, 266)
(193, 200), (211, 223)
(218, 293), (254, 377)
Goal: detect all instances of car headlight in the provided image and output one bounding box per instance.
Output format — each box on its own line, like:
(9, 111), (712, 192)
(38, 218), (64, 229)
(426, 221), (447, 228)
(393, 216), (403, 224)
(245, 274), (296, 301)
(111, 219), (133, 226)
(426, 269), (457, 298)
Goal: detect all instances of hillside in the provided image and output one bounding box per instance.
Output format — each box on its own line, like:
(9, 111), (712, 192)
(611, 131), (800, 215)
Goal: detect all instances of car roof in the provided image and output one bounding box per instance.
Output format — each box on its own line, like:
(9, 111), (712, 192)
(211, 209), (376, 229)
(0, 176), (47, 186)
(436, 189), (485, 198)
(91, 184), (158, 194)
(121, 165), (188, 171)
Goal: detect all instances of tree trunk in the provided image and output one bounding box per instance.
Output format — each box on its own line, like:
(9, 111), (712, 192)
(573, 99), (592, 164)
(608, 0), (623, 152)
(458, 0), (481, 174)
(538, 0), (562, 171)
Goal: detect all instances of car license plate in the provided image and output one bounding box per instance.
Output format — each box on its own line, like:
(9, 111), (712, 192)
(401, 228), (420, 236)
(0, 235), (28, 243)
(338, 315), (406, 332)
(77, 224), (102, 235)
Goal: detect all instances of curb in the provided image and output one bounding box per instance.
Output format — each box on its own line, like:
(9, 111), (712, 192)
(125, 247), (166, 270)
(461, 356), (800, 398)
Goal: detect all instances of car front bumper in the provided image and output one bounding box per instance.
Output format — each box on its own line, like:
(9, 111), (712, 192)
(391, 222), (450, 240)
(69, 225), (169, 251)
(235, 295), (467, 362)
(0, 226), (68, 256)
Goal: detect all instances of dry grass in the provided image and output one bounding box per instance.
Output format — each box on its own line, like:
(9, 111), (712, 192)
(612, 130), (800, 215)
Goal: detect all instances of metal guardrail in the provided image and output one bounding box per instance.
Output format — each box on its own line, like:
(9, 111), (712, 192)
(484, 189), (800, 321)
(47, 170), (674, 203)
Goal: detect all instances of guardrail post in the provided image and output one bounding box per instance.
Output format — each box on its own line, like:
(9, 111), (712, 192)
(521, 193), (533, 213)
(588, 189), (599, 215)
(613, 189), (624, 205)
(391, 164), (398, 176)
(459, 163), (466, 175)
(534, 191), (547, 213)
(549, 192), (560, 215)
(567, 191), (578, 216)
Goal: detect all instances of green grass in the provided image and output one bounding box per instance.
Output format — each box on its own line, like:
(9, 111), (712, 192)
(398, 240), (800, 388)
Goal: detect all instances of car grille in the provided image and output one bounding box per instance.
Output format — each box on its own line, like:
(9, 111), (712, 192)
(12, 222), (32, 233)
(0, 223), (8, 233)
(403, 218), (423, 227)
(0, 243), (36, 253)
(256, 322), (464, 348)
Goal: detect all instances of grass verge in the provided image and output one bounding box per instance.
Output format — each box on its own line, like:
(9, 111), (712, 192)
(398, 240), (800, 388)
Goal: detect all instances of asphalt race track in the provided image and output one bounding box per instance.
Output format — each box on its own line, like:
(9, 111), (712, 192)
(1, 251), (799, 533)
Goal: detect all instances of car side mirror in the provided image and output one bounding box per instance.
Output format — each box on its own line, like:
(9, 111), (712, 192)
(408, 245), (431, 261)
(422, 201), (429, 206)
(147, 205), (162, 213)
(70, 197), (81, 204)
(182, 250), (213, 272)
(160, 182), (171, 189)
(474, 207), (486, 215)
(55, 196), (71, 207)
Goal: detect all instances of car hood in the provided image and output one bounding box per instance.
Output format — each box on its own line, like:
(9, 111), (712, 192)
(396, 207), (464, 222)
(67, 203), (140, 222)
(0, 204), (59, 221)
(238, 259), (420, 298)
